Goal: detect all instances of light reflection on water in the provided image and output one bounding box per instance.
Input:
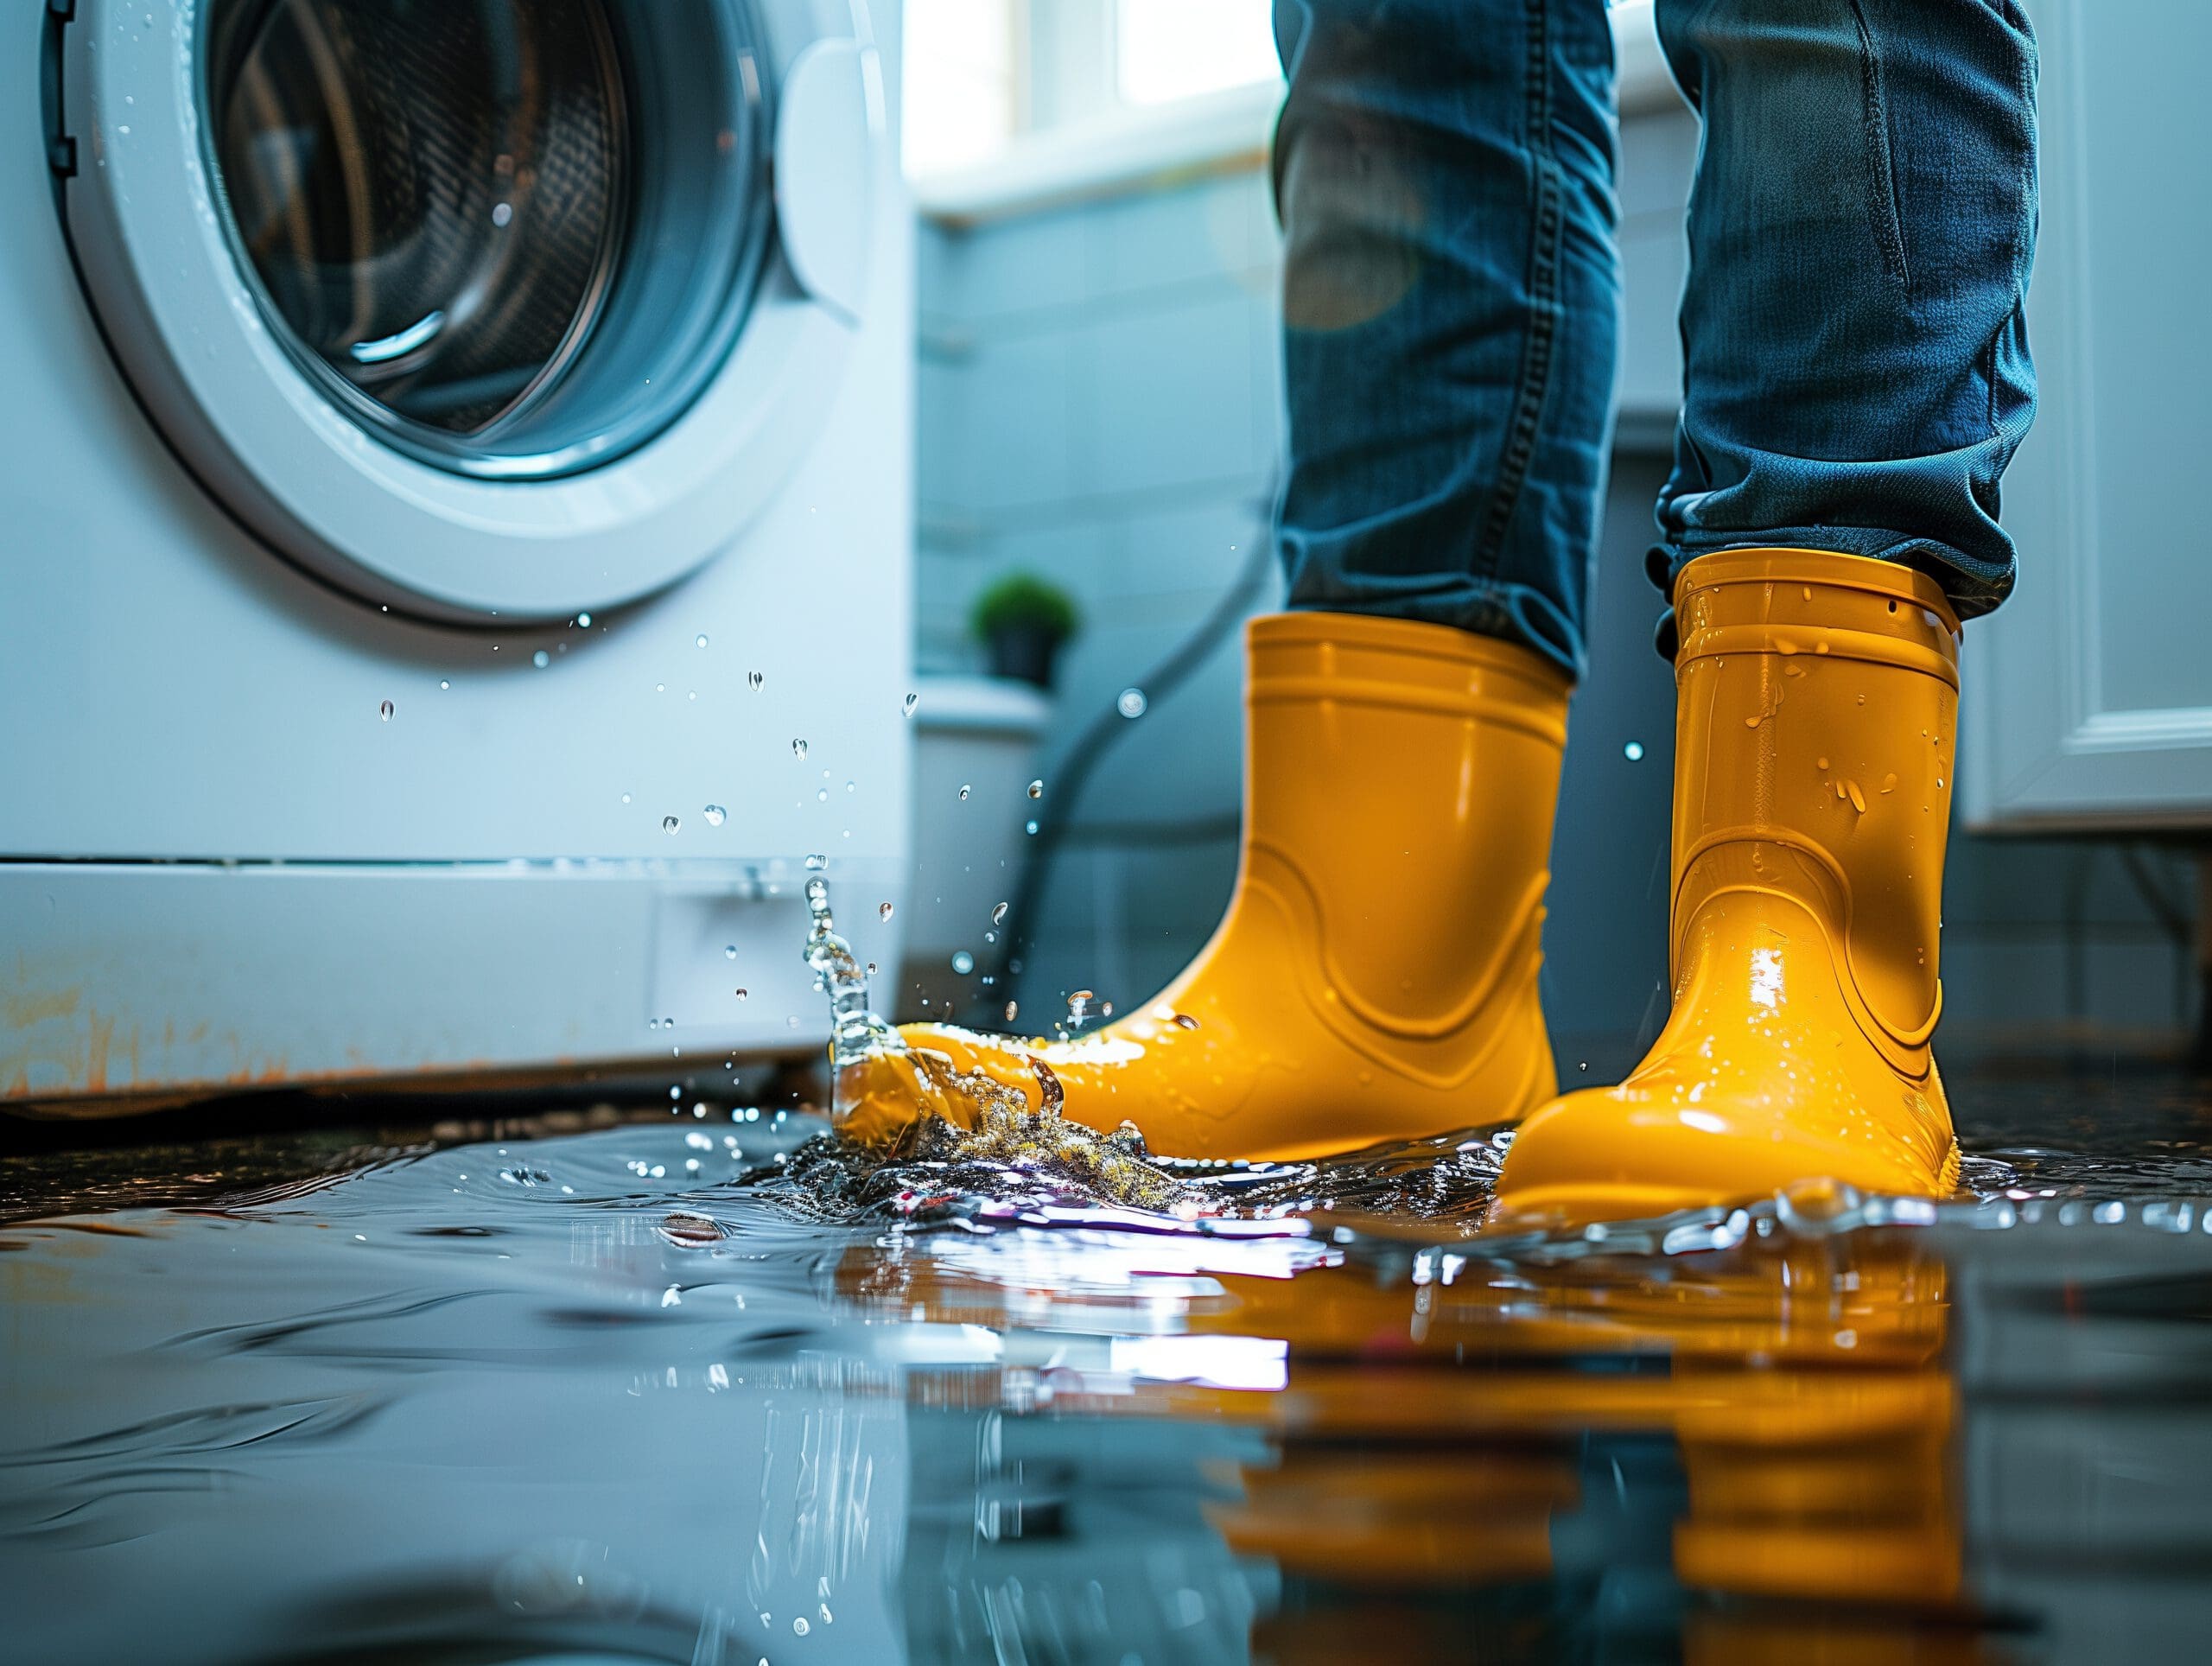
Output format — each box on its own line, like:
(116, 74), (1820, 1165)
(6, 1076), (2212, 1663)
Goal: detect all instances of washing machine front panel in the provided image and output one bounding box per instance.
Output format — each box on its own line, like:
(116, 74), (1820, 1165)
(56, 0), (883, 622)
(3, 1), (914, 1105)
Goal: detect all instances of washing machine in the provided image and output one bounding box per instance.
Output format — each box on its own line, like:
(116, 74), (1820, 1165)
(3, 0), (913, 1111)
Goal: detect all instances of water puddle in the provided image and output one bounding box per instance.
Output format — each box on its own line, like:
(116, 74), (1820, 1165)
(6, 882), (2212, 1660)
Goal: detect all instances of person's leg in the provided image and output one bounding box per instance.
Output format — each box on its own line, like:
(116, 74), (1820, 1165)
(845, 1), (1623, 1160)
(1273, 0), (1620, 683)
(1498, 0), (2038, 1218)
(1650, 0), (2038, 631)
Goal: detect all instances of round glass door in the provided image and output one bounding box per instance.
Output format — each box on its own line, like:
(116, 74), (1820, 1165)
(204, 0), (773, 480)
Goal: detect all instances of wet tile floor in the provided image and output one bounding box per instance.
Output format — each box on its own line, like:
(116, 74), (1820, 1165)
(4, 1060), (2212, 1664)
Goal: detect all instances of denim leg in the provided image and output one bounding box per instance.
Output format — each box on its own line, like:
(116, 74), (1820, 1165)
(1650, 0), (2039, 626)
(1271, 0), (1619, 683)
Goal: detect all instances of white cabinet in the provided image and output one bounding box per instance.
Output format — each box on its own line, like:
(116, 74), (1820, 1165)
(1963, 0), (2212, 830)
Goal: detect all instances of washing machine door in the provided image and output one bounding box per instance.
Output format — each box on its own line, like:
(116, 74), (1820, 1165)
(51, 0), (882, 622)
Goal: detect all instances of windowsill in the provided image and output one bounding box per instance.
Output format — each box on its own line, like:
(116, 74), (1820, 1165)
(912, 1), (1682, 227)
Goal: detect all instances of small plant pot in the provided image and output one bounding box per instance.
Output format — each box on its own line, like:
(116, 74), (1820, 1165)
(985, 626), (1065, 690)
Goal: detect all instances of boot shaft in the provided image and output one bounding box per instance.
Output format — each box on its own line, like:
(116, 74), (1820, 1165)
(1242, 612), (1570, 1039)
(1670, 550), (1961, 1052)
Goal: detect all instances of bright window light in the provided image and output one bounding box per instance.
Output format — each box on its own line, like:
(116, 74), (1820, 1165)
(1116, 0), (1281, 106)
(903, 0), (1020, 176)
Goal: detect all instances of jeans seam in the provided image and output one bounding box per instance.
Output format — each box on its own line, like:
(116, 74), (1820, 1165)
(1475, 0), (1566, 579)
(1847, 0), (1912, 287)
(1988, 29), (2037, 453)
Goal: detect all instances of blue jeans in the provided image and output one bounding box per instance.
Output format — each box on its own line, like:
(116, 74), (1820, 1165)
(1271, 0), (2039, 680)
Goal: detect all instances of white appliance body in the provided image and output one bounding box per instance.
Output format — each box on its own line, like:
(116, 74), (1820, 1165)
(3, 0), (912, 1110)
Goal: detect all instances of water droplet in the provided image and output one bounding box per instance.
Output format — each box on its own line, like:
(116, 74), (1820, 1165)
(491, 200), (512, 226)
(792, 739), (808, 758)
(438, 679), (450, 690)
(663, 816), (680, 834)
(1170, 1012), (1201, 1030)
(792, 1618), (810, 1637)
(991, 901), (1008, 924)
(1004, 1001), (1020, 1023)
(902, 692), (918, 716)
(1027, 779), (1043, 798)
(621, 792), (632, 804)
(703, 804), (726, 826)
(1623, 741), (1644, 761)
(817, 788), (829, 801)
(866, 961), (877, 976)
(696, 633), (709, 649)
(734, 988), (747, 1000)
(378, 699), (394, 721)
(1025, 820), (1039, 836)
(724, 944), (737, 958)
(804, 854), (827, 870)
(1067, 990), (1095, 1029)
(951, 951), (974, 974)
(1117, 687), (1148, 719)
(576, 612), (592, 627)
(957, 784), (971, 800)
(748, 671), (764, 690)
(878, 902), (894, 921)
(532, 651), (550, 668)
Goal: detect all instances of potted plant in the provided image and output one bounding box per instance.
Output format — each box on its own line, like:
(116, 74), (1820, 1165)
(969, 571), (1079, 690)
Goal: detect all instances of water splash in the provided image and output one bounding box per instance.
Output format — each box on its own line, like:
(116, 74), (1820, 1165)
(803, 877), (900, 1122)
(793, 876), (1193, 1211)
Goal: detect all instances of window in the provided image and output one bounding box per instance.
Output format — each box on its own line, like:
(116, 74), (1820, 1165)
(902, 0), (1282, 181)
(1115, 0), (1276, 107)
(901, 0), (1023, 177)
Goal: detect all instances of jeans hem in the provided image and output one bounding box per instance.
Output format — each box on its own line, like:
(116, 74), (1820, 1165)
(1285, 582), (1584, 685)
(1644, 529), (2015, 661)
(1646, 529), (2014, 615)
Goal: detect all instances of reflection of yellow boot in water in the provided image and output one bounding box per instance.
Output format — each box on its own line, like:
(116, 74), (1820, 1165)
(1498, 549), (1962, 1218)
(849, 612), (1571, 1160)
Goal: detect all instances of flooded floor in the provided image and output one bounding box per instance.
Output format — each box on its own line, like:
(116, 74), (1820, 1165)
(6, 1064), (2212, 1664)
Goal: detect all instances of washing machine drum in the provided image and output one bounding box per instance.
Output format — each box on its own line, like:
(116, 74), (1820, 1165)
(213, 0), (637, 461)
(57, 0), (881, 620)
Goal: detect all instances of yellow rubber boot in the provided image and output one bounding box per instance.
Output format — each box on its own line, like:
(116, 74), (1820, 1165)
(1496, 549), (1963, 1218)
(858, 611), (1571, 1160)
